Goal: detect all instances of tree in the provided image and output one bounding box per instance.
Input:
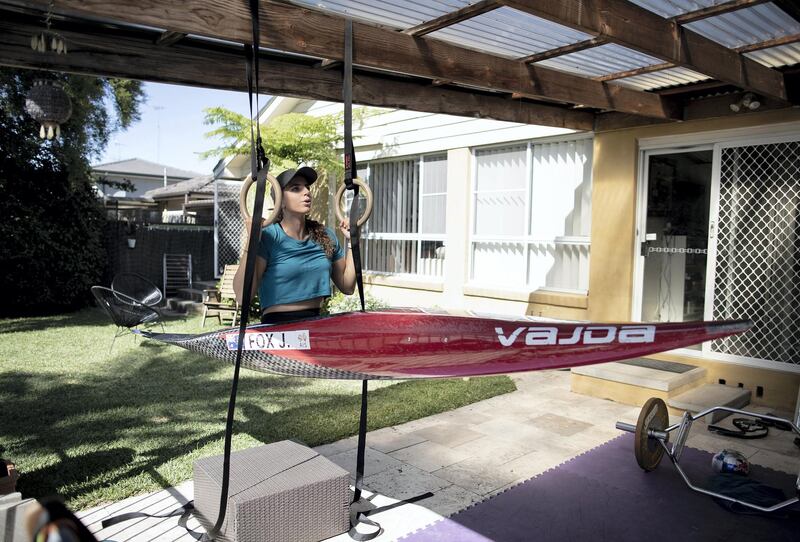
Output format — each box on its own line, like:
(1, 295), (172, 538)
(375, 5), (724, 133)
(201, 107), (375, 224)
(0, 68), (145, 315)
(201, 108), (344, 177)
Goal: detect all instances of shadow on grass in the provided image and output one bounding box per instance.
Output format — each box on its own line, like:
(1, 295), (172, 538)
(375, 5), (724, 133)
(0, 307), (192, 335)
(1, 342), (514, 507)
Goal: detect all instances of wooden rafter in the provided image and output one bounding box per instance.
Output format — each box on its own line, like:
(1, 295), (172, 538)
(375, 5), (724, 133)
(595, 33), (800, 82)
(404, 0), (500, 37)
(499, 0), (787, 101)
(735, 33), (800, 54)
(672, 0), (769, 24)
(155, 30), (185, 46)
(10, 0), (679, 119)
(594, 62), (675, 82)
(517, 37), (605, 64)
(0, 18), (595, 130)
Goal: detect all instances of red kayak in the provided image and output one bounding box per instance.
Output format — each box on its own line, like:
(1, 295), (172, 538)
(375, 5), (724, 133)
(141, 309), (751, 380)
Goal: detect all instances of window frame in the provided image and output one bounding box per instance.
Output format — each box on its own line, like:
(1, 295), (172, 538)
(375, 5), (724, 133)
(360, 153), (448, 278)
(468, 134), (593, 294)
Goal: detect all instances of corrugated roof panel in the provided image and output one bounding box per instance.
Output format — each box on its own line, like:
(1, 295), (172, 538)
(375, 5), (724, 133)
(684, 4), (800, 50)
(631, 2), (800, 69)
(430, 7), (592, 59)
(537, 43), (663, 78)
(288, 0), (797, 93)
(746, 43), (800, 68)
(613, 67), (711, 91)
(629, 0), (718, 19)
(289, 0), (475, 30)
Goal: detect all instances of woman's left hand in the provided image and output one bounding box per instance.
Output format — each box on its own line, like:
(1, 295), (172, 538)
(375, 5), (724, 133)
(338, 219), (351, 240)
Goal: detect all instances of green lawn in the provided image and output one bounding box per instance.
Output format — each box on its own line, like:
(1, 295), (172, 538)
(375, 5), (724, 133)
(0, 308), (515, 510)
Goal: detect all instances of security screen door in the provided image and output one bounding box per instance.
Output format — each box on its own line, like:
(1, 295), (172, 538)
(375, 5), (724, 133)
(637, 138), (800, 370)
(639, 149), (712, 333)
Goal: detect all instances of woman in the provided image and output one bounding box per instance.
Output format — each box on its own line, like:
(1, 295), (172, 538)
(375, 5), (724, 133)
(233, 166), (356, 324)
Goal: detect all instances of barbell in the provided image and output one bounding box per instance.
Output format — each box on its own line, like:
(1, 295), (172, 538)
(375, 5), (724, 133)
(617, 396), (800, 513)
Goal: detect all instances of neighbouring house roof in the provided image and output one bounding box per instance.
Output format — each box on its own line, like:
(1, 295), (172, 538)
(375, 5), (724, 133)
(91, 158), (202, 180)
(144, 175), (234, 200)
(102, 195), (157, 209)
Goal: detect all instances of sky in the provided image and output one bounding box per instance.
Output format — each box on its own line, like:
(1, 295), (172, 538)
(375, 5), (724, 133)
(96, 82), (271, 175)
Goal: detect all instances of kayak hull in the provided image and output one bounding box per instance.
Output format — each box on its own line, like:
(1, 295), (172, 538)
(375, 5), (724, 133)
(142, 309), (752, 380)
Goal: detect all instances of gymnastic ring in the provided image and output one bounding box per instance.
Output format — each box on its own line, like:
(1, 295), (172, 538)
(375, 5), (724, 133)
(239, 172), (282, 224)
(334, 178), (373, 227)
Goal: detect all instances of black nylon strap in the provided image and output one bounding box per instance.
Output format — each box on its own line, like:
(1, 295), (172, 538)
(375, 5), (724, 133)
(343, 20), (375, 540)
(349, 193), (365, 312)
(343, 18), (366, 313)
(102, 501), (195, 527)
(353, 379), (369, 504)
(209, 0), (269, 536)
(343, 19), (357, 188)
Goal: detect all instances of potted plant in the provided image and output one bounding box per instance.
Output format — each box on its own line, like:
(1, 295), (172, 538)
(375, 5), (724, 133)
(125, 220), (137, 249)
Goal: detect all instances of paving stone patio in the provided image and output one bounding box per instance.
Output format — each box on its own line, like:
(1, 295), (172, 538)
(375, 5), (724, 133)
(75, 370), (798, 541)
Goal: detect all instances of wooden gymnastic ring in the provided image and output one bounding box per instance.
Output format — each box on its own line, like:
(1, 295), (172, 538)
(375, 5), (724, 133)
(334, 178), (373, 227)
(634, 397), (669, 472)
(239, 172), (282, 224)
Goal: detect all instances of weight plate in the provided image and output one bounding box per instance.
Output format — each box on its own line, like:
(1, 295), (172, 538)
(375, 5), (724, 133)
(634, 397), (669, 472)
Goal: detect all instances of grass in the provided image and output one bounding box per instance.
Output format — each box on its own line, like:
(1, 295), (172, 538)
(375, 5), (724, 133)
(0, 308), (515, 510)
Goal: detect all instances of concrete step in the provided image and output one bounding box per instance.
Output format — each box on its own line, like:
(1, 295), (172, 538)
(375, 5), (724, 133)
(571, 357), (707, 408)
(177, 287), (205, 302)
(165, 298), (205, 315)
(194, 280), (218, 291)
(668, 383), (751, 424)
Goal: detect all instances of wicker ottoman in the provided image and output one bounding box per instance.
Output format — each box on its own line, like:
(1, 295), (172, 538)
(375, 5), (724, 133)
(193, 440), (350, 542)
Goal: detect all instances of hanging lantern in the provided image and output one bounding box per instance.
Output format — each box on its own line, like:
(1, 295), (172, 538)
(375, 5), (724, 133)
(25, 79), (72, 139)
(29, 31), (67, 54)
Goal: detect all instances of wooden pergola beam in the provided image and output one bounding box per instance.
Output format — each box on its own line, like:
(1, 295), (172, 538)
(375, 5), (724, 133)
(404, 0), (500, 37)
(500, 0), (787, 101)
(11, 0), (679, 119)
(735, 33), (800, 54)
(672, 0), (769, 24)
(155, 30), (186, 46)
(0, 19), (595, 130)
(595, 62), (675, 82)
(596, 33), (800, 83)
(517, 37), (605, 64)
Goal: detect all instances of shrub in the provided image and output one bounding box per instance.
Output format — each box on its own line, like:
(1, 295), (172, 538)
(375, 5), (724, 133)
(0, 162), (106, 316)
(322, 290), (389, 314)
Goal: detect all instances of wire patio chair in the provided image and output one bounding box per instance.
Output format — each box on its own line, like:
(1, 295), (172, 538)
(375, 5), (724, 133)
(111, 272), (164, 308)
(91, 286), (163, 352)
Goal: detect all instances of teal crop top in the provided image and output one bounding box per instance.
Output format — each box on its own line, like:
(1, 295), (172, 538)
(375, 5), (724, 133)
(256, 223), (345, 310)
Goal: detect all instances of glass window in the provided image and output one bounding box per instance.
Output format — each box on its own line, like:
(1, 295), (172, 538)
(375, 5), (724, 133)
(471, 138), (592, 293)
(361, 155), (447, 278)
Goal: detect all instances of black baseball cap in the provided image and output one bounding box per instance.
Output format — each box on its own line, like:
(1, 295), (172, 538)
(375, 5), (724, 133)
(277, 166), (318, 189)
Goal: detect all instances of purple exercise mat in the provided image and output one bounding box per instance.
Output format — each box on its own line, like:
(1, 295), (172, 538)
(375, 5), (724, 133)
(400, 433), (800, 542)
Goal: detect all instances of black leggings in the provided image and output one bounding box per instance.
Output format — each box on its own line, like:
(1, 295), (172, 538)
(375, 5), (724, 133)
(260, 308), (321, 325)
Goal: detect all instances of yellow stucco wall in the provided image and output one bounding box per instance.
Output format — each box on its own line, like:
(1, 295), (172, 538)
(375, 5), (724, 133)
(590, 108), (800, 321)
(590, 108), (800, 411)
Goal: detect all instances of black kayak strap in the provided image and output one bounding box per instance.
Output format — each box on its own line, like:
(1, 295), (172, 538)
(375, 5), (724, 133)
(209, 0), (269, 537)
(102, 501), (206, 540)
(343, 18), (365, 313)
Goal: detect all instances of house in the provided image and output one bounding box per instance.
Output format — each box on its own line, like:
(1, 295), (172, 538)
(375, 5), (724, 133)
(217, 87), (800, 411)
(92, 157), (202, 205)
(143, 175), (219, 225)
